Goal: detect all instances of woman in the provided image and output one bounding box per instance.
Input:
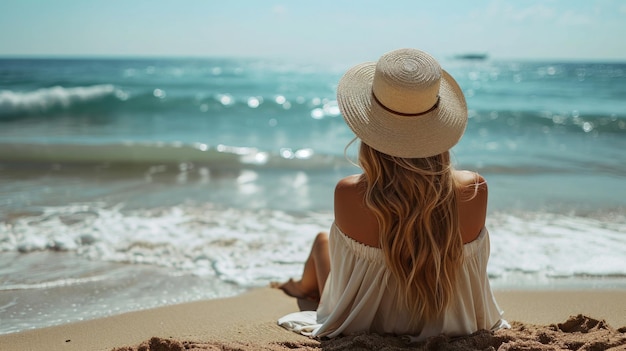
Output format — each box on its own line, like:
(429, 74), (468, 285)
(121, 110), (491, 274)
(272, 48), (508, 340)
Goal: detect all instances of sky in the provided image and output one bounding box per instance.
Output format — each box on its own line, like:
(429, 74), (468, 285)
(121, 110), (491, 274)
(1, 0), (625, 64)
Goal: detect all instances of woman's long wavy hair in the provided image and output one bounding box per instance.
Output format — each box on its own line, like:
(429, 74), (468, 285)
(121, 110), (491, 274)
(358, 142), (464, 322)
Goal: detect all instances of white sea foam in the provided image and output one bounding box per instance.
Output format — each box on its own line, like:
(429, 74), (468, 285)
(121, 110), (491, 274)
(487, 212), (626, 279)
(2, 203), (625, 289)
(0, 85), (118, 115)
(0, 276), (109, 291)
(1, 203), (332, 287)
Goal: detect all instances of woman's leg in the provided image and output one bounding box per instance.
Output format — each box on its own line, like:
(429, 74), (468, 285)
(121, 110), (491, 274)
(271, 232), (330, 301)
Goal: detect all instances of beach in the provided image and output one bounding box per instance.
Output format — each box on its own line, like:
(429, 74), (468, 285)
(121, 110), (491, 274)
(0, 287), (625, 351)
(2, 1), (626, 349)
(1, 58), (625, 349)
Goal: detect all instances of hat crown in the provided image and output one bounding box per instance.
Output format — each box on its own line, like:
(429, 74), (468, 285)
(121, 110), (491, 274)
(336, 47), (467, 159)
(372, 49), (441, 115)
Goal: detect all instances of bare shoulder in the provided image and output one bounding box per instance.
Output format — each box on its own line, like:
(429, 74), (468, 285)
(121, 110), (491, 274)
(454, 170), (487, 188)
(453, 170), (488, 243)
(454, 170), (487, 199)
(334, 174), (380, 247)
(335, 174), (362, 191)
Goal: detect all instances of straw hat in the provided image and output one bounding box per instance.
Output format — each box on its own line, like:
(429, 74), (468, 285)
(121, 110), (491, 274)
(337, 48), (467, 158)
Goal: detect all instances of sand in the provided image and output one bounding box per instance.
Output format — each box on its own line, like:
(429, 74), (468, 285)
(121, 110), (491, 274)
(0, 288), (624, 351)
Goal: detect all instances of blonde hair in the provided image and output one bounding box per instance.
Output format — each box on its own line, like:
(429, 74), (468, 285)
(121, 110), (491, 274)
(358, 142), (464, 322)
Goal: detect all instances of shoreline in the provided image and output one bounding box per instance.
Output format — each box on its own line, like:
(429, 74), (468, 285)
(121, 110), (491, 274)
(1, 288), (625, 351)
(2, 273), (625, 336)
(2, 250), (624, 337)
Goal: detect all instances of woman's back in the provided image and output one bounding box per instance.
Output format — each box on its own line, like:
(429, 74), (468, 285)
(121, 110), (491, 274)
(334, 170), (488, 247)
(306, 169), (503, 339)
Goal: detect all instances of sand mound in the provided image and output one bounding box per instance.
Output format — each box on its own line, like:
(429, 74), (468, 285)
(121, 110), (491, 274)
(113, 314), (626, 351)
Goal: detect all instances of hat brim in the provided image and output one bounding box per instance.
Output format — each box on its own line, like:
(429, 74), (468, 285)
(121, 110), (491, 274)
(337, 62), (468, 158)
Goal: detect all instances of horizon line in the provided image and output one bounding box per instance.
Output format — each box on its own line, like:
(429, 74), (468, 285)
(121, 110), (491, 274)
(1, 53), (625, 64)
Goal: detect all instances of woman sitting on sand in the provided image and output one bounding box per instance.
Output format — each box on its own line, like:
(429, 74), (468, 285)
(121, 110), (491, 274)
(272, 48), (508, 340)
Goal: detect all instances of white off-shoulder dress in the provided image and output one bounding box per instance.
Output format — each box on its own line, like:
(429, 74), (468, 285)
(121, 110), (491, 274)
(278, 222), (508, 341)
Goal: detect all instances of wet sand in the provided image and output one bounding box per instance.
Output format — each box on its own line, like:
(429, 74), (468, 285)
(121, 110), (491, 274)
(1, 288), (625, 351)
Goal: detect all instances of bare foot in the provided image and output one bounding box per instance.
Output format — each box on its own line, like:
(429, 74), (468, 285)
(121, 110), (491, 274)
(270, 279), (319, 301)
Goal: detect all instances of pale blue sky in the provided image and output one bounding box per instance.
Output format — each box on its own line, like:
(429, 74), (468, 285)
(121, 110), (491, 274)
(1, 0), (625, 63)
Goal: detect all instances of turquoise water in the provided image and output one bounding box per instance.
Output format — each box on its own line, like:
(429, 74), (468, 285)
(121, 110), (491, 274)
(0, 57), (625, 334)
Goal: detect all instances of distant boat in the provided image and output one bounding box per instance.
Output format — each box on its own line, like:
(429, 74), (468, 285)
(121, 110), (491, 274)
(453, 53), (489, 61)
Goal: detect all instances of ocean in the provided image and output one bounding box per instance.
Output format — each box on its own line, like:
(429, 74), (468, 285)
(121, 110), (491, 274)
(0, 57), (625, 334)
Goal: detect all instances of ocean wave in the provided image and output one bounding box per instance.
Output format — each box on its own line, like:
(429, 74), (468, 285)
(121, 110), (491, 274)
(0, 85), (121, 118)
(1, 84), (623, 137)
(469, 109), (626, 135)
(1, 203), (624, 286)
(0, 203), (331, 287)
(0, 86), (344, 129)
(0, 141), (346, 170)
(2, 140), (625, 178)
